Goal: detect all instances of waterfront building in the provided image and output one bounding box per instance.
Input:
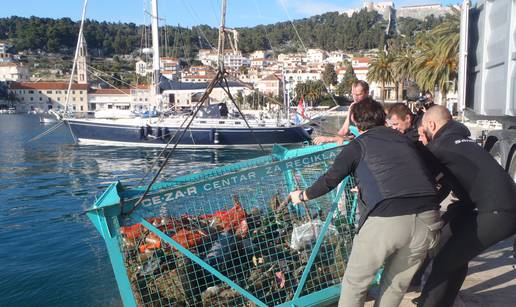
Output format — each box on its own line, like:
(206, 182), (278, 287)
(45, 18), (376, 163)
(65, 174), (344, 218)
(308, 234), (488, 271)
(87, 88), (132, 112)
(9, 82), (88, 113)
(161, 80), (250, 109)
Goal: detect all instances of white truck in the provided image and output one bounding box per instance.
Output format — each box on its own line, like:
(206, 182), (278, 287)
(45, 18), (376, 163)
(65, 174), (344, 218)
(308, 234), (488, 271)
(458, 0), (516, 180)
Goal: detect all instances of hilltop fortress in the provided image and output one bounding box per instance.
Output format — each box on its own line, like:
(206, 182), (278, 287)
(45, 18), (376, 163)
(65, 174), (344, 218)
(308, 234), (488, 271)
(343, 1), (453, 20)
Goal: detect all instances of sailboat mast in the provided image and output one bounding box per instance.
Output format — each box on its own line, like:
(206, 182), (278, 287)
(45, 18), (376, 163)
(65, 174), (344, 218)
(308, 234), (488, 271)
(151, 0), (161, 105)
(217, 0), (227, 72)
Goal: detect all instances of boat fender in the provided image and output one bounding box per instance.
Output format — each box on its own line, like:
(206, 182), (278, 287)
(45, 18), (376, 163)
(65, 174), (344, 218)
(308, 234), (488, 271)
(145, 125), (152, 138)
(214, 129), (220, 144)
(163, 127), (171, 141)
(139, 126), (145, 139)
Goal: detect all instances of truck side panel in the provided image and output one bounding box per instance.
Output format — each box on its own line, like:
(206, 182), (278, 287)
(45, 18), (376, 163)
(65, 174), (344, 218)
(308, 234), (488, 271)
(466, 0), (516, 116)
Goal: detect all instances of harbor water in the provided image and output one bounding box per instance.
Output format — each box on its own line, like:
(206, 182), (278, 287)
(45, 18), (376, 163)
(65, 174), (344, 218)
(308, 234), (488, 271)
(0, 114), (344, 306)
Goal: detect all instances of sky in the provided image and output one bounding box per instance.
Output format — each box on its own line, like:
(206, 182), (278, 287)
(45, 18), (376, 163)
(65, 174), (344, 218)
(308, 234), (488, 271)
(1, 0), (461, 28)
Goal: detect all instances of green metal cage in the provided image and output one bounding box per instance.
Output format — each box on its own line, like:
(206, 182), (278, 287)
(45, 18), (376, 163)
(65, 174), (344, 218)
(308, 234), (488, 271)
(87, 143), (376, 306)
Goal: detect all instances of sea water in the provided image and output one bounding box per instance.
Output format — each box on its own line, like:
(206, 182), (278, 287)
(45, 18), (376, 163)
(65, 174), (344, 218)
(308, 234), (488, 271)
(0, 114), (343, 306)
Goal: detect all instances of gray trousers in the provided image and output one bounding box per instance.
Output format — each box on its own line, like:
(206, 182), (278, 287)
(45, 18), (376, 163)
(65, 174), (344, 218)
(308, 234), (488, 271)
(338, 210), (441, 307)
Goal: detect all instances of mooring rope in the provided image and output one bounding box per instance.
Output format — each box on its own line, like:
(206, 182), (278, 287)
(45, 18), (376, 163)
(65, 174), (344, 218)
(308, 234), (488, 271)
(127, 70), (223, 216)
(26, 121), (65, 143)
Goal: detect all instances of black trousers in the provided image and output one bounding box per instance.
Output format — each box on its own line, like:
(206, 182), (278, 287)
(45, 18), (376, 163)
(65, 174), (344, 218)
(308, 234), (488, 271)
(418, 205), (516, 307)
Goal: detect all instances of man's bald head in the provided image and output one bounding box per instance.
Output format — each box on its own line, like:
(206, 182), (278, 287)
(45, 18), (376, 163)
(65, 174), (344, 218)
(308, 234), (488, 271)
(423, 105), (452, 125)
(420, 105), (452, 143)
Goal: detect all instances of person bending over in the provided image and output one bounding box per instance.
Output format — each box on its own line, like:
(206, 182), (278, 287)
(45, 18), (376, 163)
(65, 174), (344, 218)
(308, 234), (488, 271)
(416, 106), (516, 307)
(290, 97), (441, 307)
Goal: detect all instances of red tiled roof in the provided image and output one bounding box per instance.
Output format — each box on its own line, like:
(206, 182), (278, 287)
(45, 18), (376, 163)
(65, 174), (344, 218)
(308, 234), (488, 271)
(352, 57), (371, 63)
(160, 57), (179, 61)
(0, 62), (23, 67)
(10, 82), (89, 90)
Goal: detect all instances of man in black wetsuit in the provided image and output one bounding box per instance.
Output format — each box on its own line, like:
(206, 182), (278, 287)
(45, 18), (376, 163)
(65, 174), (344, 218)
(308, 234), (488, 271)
(417, 106), (516, 307)
(290, 98), (441, 307)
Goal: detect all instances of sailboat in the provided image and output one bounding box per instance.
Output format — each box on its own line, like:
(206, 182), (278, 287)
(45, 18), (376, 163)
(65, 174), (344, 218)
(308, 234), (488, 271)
(63, 0), (312, 148)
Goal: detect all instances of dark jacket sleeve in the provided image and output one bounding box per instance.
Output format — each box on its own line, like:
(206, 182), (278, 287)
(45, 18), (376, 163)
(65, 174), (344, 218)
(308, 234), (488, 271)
(305, 141), (361, 200)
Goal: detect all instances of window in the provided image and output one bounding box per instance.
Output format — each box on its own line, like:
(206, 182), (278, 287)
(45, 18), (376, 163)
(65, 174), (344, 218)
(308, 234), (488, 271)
(29, 90), (34, 94)
(73, 106), (76, 110)
(30, 97), (33, 101)
(80, 98), (83, 101)
(56, 91), (61, 94)
(79, 91), (83, 94)
(38, 91), (42, 94)
(72, 91), (75, 94)
(72, 98), (76, 101)
(46, 90), (52, 94)
(80, 106), (83, 111)
(57, 97), (61, 101)
(39, 97), (42, 101)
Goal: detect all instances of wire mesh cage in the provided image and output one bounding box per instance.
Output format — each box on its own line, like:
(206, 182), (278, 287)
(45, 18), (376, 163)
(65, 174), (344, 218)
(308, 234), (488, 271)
(88, 144), (370, 307)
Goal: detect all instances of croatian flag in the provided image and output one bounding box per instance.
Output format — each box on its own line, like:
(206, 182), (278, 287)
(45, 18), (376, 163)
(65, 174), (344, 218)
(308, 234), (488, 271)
(293, 96), (305, 125)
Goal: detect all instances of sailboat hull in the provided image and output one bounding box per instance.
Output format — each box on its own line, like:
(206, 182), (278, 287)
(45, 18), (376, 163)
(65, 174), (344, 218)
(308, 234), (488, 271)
(66, 119), (313, 148)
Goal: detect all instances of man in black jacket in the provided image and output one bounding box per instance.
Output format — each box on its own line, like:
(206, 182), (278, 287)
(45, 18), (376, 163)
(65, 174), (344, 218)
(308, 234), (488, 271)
(387, 103), (420, 143)
(290, 98), (441, 307)
(417, 106), (516, 307)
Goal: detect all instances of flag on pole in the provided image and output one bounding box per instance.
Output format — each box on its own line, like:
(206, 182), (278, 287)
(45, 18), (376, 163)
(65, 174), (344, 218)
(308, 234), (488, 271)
(293, 96), (305, 125)
(297, 96), (305, 118)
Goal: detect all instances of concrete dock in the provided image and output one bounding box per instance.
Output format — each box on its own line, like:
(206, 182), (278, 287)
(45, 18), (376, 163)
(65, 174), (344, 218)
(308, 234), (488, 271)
(359, 235), (516, 307)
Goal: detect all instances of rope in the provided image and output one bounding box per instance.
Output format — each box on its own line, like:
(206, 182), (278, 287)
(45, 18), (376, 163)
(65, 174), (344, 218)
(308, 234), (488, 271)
(278, 0), (307, 52)
(127, 70), (222, 216)
(87, 65), (139, 90)
(220, 74), (266, 154)
(86, 68), (134, 96)
(26, 121), (65, 143)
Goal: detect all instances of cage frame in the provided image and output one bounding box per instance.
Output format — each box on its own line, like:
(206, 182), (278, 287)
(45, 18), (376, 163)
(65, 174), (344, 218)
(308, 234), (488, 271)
(87, 143), (365, 307)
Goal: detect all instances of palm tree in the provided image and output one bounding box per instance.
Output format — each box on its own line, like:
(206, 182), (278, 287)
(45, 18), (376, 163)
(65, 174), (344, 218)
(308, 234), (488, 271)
(367, 51), (395, 102)
(392, 47), (415, 101)
(308, 80), (327, 106)
(294, 82), (308, 106)
(413, 8), (460, 104)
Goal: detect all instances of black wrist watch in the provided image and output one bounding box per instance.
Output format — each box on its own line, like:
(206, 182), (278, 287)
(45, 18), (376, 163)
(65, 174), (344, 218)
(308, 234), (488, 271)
(299, 191), (306, 202)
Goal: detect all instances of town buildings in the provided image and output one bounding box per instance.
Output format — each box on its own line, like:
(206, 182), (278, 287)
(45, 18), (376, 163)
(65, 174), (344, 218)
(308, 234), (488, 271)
(0, 63), (30, 82)
(9, 82), (88, 113)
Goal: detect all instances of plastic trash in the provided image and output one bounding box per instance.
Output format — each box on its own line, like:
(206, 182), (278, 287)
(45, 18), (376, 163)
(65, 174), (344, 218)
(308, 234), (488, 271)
(290, 219), (338, 251)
